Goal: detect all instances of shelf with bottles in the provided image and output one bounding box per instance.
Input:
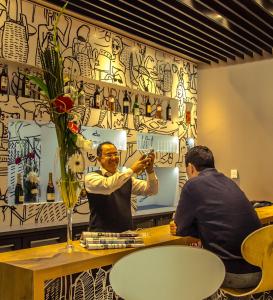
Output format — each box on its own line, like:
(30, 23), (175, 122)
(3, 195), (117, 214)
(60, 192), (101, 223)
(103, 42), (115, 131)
(0, 58), (179, 122)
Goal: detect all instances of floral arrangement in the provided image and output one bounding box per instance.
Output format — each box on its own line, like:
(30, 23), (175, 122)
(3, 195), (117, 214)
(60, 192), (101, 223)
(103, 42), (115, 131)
(28, 4), (91, 208)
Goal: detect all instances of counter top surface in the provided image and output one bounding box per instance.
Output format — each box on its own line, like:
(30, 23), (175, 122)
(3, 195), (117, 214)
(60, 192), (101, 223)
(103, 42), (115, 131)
(255, 206), (273, 224)
(0, 225), (197, 278)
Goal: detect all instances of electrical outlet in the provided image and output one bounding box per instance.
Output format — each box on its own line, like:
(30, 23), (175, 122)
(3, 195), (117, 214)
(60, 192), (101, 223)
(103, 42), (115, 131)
(230, 169), (238, 179)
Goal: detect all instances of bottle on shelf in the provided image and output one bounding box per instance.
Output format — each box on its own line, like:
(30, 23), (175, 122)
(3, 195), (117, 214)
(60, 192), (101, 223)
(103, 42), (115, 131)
(133, 94), (140, 116)
(145, 96), (152, 117)
(14, 173), (24, 204)
(22, 68), (31, 98)
(37, 72), (45, 100)
(123, 90), (129, 114)
(108, 88), (115, 112)
(166, 101), (172, 121)
(78, 81), (86, 106)
(46, 172), (55, 202)
(93, 85), (101, 109)
(0, 64), (8, 95)
(30, 69), (36, 99)
(155, 100), (162, 119)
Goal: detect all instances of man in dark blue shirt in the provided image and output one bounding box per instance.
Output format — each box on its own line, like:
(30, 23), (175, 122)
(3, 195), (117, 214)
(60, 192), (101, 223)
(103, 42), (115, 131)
(172, 146), (261, 295)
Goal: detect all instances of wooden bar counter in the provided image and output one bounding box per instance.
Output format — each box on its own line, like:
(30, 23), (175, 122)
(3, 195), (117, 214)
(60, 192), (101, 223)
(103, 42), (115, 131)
(0, 225), (197, 300)
(255, 206), (273, 225)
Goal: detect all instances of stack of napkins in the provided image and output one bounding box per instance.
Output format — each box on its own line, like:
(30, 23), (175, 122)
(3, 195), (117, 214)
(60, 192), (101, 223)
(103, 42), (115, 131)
(80, 231), (144, 250)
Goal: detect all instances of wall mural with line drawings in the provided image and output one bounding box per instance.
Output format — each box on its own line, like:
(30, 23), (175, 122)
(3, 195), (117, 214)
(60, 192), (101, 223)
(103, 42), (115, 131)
(0, 2), (271, 300)
(0, 0), (197, 231)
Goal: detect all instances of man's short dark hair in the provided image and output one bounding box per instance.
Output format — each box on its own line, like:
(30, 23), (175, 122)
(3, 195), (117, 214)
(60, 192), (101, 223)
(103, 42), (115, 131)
(97, 141), (116, 157)
(185, 146), (215, 171)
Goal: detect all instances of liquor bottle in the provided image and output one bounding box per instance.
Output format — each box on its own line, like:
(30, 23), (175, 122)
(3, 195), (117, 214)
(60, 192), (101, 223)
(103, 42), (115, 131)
(155, 100), (162, 119)
(133, 94), (140, 116)
(46, 172), (55, 202)
(78, 81), (86, 106)
(0, 64), (8, 95)
(22, 68), (31, 98)
(14, 173), (24, 204)
(145, 96), (152, 117)
(166, 101), (172, 121)
(108, 89), (115, 112)
(123, 90), (129, 114)
(93, 85), (101, 108)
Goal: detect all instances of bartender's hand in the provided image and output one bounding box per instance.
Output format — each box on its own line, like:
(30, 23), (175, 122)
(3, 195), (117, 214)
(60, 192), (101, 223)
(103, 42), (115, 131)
(145, 152), (155, 174)
(130, 155), (152, 174)
(169, 220), (177, 236)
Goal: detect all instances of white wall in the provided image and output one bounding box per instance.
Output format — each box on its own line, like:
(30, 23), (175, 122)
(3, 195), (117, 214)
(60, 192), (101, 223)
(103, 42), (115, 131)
(198, 58), (273, 201)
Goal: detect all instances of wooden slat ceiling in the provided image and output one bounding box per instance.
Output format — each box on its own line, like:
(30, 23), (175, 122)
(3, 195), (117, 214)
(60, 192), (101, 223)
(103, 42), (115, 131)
(45, 0), (273, 65)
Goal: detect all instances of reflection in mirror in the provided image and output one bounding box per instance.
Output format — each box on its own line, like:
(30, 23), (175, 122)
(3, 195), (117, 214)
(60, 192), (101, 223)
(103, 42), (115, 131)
(7, 119), (127, 205)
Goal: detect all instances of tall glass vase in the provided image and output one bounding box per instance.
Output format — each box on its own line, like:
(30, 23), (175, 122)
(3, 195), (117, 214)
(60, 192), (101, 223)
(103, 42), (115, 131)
(66, 207), (74, 253)
(59, 179), (80, 252)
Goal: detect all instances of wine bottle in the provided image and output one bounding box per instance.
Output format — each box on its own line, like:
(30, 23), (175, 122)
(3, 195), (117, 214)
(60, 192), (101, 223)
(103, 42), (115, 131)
(133, 95), (140, 116)
(166, 101), (172, 121)
(14, 173), (24, 204)
(108, 89), (115, 112)
(22, 68), (31, 98)
(145, 96), (152, 117)
(155, 100), (162, 119)
(46, 172), (55, 202)
(93, 85), (101, 108)
(123, 90), (129, 114)
(78, 81), (86, 106)
(0, 64), (8, 95)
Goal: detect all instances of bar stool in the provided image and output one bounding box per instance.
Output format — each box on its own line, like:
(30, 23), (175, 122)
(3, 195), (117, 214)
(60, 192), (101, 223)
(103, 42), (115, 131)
(110, 245), (225, 300)
(222, 225), (273, 298)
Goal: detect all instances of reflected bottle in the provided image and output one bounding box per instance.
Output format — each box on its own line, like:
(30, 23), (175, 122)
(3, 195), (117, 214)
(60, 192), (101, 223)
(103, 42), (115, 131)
(46, 172), (55, 202)
(15, 173), (24, 205)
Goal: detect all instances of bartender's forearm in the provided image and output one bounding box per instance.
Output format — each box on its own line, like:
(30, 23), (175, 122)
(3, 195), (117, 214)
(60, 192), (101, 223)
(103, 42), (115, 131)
(132, 171), (158, 195)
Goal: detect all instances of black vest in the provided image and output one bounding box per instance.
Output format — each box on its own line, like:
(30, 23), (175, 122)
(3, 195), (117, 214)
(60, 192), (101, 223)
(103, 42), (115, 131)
(87, 170), (133, 232)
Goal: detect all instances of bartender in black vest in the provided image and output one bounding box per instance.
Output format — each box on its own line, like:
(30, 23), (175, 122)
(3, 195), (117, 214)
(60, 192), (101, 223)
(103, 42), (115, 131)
(85, 141), (158, 232)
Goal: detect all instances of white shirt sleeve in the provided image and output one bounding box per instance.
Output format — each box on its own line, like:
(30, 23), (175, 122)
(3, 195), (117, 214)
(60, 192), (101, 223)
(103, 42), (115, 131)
(131, 171), (159, 196)
(85, 168), (134, 195)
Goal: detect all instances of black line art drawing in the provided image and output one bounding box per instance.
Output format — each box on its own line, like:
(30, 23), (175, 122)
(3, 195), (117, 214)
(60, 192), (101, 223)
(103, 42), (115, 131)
(0, 0), (197, 236)
(0, 0), (36, 63)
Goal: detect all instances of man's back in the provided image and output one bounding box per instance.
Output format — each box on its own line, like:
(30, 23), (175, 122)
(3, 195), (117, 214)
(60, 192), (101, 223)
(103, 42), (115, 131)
(175, 168), (261, 273)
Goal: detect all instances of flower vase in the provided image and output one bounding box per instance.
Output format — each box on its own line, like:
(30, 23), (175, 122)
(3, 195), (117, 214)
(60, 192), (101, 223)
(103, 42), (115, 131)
(59, 179), (80, 253)
(66, 206), (74, 253)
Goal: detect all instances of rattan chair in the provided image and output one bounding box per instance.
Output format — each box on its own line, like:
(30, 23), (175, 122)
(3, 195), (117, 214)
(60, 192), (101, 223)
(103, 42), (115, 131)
(222, 225), (273, 298)
(110, 245), (225, 300)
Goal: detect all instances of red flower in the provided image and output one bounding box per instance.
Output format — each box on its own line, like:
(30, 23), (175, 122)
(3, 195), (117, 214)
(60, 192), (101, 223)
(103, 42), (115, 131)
(15, 157), (22, 164)
(53, 95), (73, 113)
(68, 121), (79, 134)
(27, 152), (35, 159)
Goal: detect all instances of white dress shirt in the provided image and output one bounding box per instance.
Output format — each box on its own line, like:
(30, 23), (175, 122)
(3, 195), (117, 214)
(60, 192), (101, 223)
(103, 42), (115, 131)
(85, 167), (158, 196)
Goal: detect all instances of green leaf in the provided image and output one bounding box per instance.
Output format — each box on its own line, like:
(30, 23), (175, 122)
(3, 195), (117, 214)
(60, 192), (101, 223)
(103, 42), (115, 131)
(27, 74), (49, 98)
